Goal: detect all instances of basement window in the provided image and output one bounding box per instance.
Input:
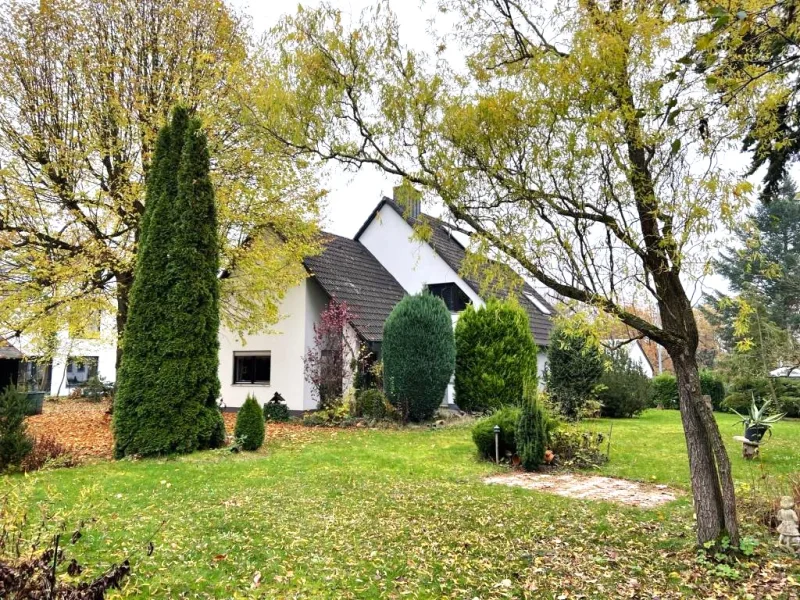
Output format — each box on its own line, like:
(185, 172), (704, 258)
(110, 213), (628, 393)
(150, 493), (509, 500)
(233, 352), (271, 385)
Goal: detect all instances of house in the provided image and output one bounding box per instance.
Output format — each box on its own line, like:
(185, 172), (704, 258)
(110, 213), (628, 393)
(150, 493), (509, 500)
(10, 187), (554, 411)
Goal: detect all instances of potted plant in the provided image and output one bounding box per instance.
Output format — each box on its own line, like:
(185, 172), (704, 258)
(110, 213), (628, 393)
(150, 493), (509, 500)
(731, 395), (785, 442)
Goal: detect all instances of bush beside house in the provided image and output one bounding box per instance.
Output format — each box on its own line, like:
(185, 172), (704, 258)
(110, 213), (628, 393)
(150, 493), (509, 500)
(454, 299), (538, 413)
(382, 293), (455, 422)
(724, 376), (800, 417)
(597, 350), (651, 418)
(546, 318), (605, 420)
(113, 108), (225, 458)
(235, 394), (265, 451)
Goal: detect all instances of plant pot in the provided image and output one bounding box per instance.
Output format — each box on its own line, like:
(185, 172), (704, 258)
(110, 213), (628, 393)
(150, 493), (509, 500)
(744, 424), (769, 443)
(25, 391), (46, 416)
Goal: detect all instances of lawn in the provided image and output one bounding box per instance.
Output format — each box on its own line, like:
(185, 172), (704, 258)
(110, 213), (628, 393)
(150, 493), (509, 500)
(3, 410), (799, 599)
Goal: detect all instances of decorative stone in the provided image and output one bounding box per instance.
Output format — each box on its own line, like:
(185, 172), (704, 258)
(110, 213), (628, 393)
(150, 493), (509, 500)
(777, 496), (800, 549)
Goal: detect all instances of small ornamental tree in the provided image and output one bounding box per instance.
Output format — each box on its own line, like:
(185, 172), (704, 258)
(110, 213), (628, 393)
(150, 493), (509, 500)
(113, 107), (225, 458)
(382, 293), (455, 422)
(304, 300), (358, 410)
(546, 317), (606, 421)
(235, 394), (265, 451)
(454, 299), (538, 412)
(516, 376), (548, 471)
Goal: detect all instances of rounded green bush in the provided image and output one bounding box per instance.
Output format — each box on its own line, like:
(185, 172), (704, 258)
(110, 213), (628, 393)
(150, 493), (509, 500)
(382, 293), (455, 422)
(699, 370), (726, 411)
(471, 406), (520, 460)
(354, 388), (397, 421)
(263, 393), (290, 422)
(454, 299), (538, 412)
(235, 394), (265, 451)
(651, 373), (679, 409)
(597, 350), (651, 418)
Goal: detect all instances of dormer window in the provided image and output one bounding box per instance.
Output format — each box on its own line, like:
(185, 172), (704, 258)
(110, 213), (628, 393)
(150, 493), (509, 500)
(524, 292), (551, 315)
(428, 282), (470, 313)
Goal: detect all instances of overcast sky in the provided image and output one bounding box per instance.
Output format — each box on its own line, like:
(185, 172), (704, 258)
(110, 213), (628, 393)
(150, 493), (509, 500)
(230, 0), (442, 238)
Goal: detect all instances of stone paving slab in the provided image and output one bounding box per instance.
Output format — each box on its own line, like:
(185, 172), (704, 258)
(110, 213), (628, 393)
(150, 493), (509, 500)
(485, 472), (679, 508)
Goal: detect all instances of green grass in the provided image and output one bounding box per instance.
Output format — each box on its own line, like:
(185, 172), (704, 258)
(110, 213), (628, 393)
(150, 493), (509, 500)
(591, 410), (800, 488)
(3, 410), (799, 598)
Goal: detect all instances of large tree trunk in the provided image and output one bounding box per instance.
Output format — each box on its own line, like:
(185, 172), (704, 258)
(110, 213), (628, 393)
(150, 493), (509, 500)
(658, 282), (740, 546)
(670, 349), (739, 545)
(114, 271), (133, 370)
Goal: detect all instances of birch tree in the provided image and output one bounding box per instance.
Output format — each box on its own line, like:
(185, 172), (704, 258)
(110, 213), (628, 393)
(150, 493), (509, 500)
(254, 0), (754, 545)
(0, 0), (321, 364)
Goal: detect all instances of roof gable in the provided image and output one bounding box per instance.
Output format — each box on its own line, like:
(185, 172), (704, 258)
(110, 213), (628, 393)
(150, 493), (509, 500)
(356, 197), (554, 345)
(303, 233), (406, 343)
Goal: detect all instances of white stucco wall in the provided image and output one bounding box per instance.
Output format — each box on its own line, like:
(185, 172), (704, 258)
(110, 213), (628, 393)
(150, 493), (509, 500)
(359, 204), (482, 305)
(219, 279), (316, 412)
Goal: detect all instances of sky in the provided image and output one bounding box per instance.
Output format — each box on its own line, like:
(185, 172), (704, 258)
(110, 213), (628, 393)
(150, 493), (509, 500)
(232, 0), (441, 238)
(230, 0), (798, 301)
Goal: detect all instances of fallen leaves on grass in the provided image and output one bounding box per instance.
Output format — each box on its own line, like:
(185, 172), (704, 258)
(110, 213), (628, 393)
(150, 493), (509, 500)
(26, 401), (114, 460)
(25, 401), (343, 461)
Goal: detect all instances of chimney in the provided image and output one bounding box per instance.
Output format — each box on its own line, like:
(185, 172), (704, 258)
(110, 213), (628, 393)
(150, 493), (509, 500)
(393, 181), (422, 220)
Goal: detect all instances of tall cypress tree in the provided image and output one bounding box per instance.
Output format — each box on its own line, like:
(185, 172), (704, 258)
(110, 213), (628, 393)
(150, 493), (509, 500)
(113, 107), (225, 457)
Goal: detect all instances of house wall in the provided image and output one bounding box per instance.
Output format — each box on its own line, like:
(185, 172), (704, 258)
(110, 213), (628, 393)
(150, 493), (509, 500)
(14, 312), (117, 397)
(359, 204), (482, 305)
(219, 279), (317, 411)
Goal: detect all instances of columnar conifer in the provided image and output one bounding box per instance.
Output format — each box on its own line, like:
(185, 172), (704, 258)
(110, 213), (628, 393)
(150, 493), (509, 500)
(113, 107), (225, 457)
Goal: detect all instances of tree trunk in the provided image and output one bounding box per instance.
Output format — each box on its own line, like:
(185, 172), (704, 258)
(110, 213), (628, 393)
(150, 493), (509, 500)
(669, 347), (740, 546)
(114, 270), (133, 370)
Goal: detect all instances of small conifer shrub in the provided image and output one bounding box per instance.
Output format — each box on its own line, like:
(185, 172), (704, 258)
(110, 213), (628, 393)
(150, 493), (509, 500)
(516, 376), (548, 471)
(235, 394), (265, 451)
(0, 386), (33, 472)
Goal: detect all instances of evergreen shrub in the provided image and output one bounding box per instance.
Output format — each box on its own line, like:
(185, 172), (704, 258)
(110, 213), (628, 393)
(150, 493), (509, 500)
(235, 394), (265, 451)
(382, 293), (455, 422)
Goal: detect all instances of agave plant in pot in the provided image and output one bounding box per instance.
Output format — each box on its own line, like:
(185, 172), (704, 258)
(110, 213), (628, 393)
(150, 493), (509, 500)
(732, 396), (785, 443)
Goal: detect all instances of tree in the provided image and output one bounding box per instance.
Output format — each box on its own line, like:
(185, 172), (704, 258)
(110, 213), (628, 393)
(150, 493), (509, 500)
(235, 394), (265, 451)
(258, 0), (750, 544)
(547, 317), (606, 421)
(113, 108), (225, 458)
(714, 177), (800, 334)
(695, 2), (800, 201)
(0, 386), (32, 472)
(0, 0), (321, 367)
(382, 293), (455, 422)
(516, 376), (548, 471)
(454, 299), (538, 412)
(303, 300), (359, 410)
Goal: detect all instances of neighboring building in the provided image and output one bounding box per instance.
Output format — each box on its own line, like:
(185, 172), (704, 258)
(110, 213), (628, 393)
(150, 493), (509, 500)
(9, 188), (554, 411)
(606, 339), (656, 378)
(770, 365), (800, 378)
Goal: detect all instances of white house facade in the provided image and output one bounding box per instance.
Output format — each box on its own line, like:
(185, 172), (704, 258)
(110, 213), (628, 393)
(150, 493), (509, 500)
(1, 189), (555, 412)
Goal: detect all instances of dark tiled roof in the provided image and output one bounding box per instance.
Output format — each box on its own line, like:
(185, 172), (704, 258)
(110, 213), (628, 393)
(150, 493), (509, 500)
(363, 198), (554, 345)
(0, 340), (23, 360)
(304, 233), (406, 342)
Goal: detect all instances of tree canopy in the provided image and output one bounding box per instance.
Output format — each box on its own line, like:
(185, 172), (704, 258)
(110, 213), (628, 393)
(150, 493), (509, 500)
(0, 0), (321, 361)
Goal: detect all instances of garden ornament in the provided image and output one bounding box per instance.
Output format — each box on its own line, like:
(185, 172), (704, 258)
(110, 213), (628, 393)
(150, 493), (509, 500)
(777, 496), (800, 549)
